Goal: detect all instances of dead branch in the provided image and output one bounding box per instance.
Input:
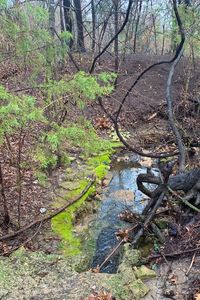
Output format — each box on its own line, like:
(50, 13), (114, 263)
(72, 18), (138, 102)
(132, 192), (165, 247)
(1, 221), (43, 256)
(147, 247), (200, 261)
(166, 46), (186, 172)
(167, 186), (200, 213)
(186, 252), (196, 276)
(137, 168), (200, 210)
(0, 179), (95, 242)
(99, 97), (179, 159)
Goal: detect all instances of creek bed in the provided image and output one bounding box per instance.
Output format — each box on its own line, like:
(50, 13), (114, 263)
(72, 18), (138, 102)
(90, 154), (157, 273)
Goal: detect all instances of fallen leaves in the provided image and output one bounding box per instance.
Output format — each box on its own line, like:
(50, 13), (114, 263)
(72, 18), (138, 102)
(115, 228), (130, 242)
(94, 117), (111, 130)
(195, 293), (200, 300)
(88, 290), (114, 300)
(90, 266), (100, 273)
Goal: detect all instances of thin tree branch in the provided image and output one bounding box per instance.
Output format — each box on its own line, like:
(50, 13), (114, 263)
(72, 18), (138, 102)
(89, 0), (134, 73)
(99, 97), (179, 158)
(166, 47), (186, 172)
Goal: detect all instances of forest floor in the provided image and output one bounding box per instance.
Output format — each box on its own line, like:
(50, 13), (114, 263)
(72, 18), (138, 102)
(89, 54), (199, 151)
(0, 54), (200, 299)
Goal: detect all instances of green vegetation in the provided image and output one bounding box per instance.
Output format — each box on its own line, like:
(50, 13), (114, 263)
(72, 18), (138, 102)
(51, 146), (115, 257)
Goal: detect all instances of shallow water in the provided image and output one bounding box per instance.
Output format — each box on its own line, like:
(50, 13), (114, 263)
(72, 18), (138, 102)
(91, 157), (157, 273)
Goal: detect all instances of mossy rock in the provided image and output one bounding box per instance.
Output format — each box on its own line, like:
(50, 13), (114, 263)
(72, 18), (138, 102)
(109, 272), (149, 300)
(121, 243), (141, 266)
(134, 265), (156, 280)
(59, 181), (81, 191)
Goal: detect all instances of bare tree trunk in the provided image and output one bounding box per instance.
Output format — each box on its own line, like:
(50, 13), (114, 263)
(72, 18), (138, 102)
(133, 0), (142, 53)
(60, 0), (65, 33)
(63, 0), (73, 48)
(150, 0), (157, 55)
(0, 163), (10, 226)
(90, 0), (134, 73)
(152, 16), (157, 54)
(113, 0), (119, 71)
(49, 0), (55, 37)
(122, 2), (136, 61)
(73, 0), (86, 52)
(91, 0), (96, 53)
(17, 129), (25, 228)
(161, 24), (165, 55)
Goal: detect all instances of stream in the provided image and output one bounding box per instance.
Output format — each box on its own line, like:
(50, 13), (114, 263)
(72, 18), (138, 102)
(90, 154), (158, 273)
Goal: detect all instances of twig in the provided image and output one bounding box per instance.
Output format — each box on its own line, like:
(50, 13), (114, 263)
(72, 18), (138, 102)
(186, 251), (196, 276)
(99, 239), (124, 271)
(1, 221), (43, 256)
(114, 0), (185, 121)
(167, 186), (200, 213)
(132, 192), (165, 247)
(0, 180), (95, 241)
(147, 247), (200, 261)
(97, 224), (138, 271)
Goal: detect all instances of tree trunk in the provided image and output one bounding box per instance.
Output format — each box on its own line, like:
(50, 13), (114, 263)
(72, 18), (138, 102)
(161, 24), (165, 55)
(113, 0), (119, 71)
(63, 0), (73, 48)
(91, 0), (96, 53)
(49, 0), (55, 37)
(73, 0), (86, 52)
(0, 163), (10, 226)
(60, 0), (65, 32)
(133, 0), (142, 53)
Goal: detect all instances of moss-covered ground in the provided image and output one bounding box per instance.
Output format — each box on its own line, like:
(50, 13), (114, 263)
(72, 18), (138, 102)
(51, 137), (119, 258)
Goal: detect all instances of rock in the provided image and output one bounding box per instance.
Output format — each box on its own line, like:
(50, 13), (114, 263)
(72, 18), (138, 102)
(102, 171), (113, 187)
(119, 244), (141, 267)
(134, 265), (156, 280)
(128, 279), (149, 299)
(139, 157), (153, 168)
(94, 193), (102, 201)
(109, 190), (135, 201)
(0, 248), (156, 300)
(39, 207), (47, 214)
(60, 181), (80, 191)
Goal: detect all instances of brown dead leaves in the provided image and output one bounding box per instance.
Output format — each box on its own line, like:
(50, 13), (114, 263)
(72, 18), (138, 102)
(87, 290), (114, 300)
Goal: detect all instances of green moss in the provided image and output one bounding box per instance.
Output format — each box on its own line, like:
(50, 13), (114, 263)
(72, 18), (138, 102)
(51, 179), (96, 256)
(51, 133), (117, 258)
(94, 164), (109, 180)
(134, 265), (156, 280)
(87, 152), (111, 180)
(87, 153), (111, 167)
